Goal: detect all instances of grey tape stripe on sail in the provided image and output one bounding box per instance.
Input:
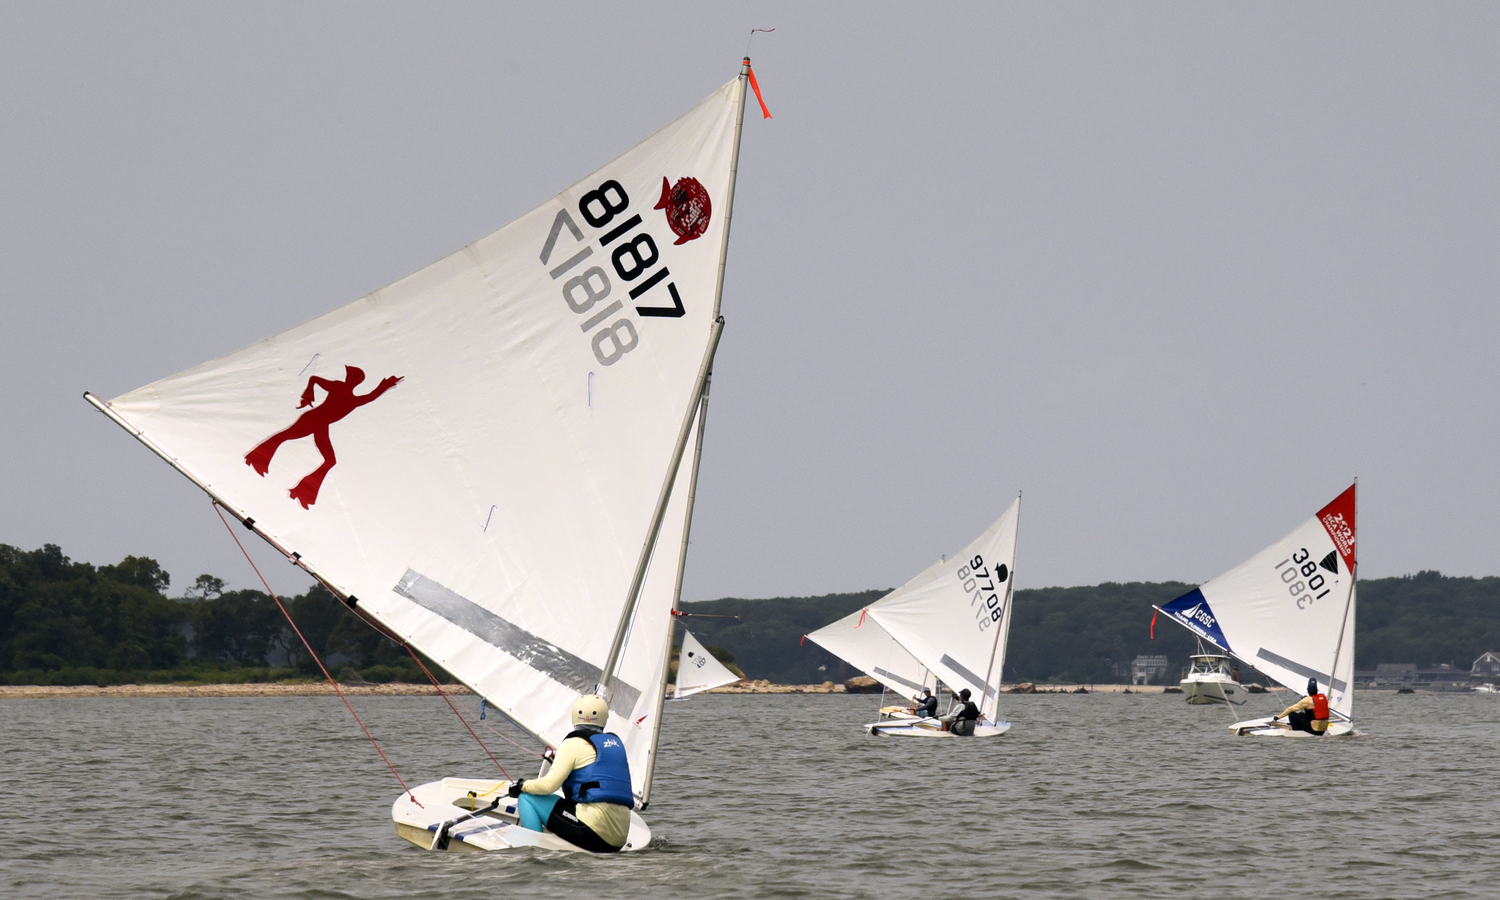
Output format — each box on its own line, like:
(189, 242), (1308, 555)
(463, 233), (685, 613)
(393, 569), (641, 717)
(939, 654), (998, 702)
(1255, 647), (1347, 694)
(872, 667), (924, 694)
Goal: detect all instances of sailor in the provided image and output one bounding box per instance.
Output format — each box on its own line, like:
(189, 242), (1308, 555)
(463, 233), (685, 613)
(1270, 678), (1330, 735)
(507, 694), (633, 852)
(942, 687), (981, 736)
(909, 687), (939, 718)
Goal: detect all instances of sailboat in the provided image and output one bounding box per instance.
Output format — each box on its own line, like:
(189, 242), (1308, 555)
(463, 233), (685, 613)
(807, 498), (1021, 738)
(86, 60), (762, 851)
(1153, 483), (1358, 737)
(671, 629), (741, 699)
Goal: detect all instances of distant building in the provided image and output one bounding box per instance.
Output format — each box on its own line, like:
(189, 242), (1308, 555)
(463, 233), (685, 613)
(1132, 655), (1170, 685)
(1472, 652), (1500, 679)
(1354, 662), (1473, 690)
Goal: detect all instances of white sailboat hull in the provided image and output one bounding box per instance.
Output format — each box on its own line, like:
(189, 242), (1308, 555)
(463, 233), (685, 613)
(864, 718), (1012, 738)
(1228, 716), (1356, 738)
(391, 778), (651, 853)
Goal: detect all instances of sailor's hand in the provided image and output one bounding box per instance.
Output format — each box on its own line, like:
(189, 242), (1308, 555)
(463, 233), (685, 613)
(506, 778), (526, 798)
(1270, 715), (1279, 721)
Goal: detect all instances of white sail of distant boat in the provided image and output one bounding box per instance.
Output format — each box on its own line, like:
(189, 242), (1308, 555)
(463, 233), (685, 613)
(808, 498), (1020, 738)
(87, 60), (759, 850)
(1154, 483), (1357, 737)
(672, 629), (741, 699)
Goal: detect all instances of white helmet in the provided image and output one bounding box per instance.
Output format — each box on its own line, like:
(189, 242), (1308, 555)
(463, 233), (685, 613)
(572, 694), (609, 727)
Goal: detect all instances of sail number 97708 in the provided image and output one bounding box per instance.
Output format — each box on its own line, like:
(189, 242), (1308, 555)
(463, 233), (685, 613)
(957, 555), (1005, 632)
(538, 179), (687, 366)
(1275, 548), (1331, 609)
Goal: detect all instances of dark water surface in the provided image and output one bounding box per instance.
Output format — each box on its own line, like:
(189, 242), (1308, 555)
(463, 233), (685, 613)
(3, 690), (1497, 899)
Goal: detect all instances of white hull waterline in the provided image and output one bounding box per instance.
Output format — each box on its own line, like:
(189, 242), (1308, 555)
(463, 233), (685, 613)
(1228, 716), (1356, 738)
(392, 779), (651, 853)
(1182, 675), (1239, 704)
(864, 718), (1012, 738)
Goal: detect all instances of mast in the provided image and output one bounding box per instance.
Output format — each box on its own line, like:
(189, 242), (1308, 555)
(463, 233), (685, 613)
(595, 319), (723, 696)
(595, 61), (749, 698)
(640, 376), (713, 804)
(978, 492), (1020, 722)
(1325, 478), (1357, 717)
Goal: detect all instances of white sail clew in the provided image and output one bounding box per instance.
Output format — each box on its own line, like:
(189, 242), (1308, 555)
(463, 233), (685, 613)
(87, 69), (750, 821)
(865, 498), (1020, 723)
(672, 629), (741, 699)
(806, 607), (931, 701)
(1156, 484), (1358, 733)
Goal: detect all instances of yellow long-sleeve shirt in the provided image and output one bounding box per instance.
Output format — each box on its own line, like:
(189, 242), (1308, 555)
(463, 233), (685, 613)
(521, 734), (631, 847)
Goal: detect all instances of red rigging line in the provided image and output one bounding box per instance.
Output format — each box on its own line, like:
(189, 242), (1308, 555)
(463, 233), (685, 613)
(212, 502), (421, 806)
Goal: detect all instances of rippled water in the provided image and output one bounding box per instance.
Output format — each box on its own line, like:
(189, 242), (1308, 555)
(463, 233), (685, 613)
(3, 690), (1497, 899)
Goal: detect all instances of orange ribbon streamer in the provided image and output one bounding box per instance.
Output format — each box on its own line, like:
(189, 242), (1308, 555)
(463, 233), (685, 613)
(744, 58), (772, 119)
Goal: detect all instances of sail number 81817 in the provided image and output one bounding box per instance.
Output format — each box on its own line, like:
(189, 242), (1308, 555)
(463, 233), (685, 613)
(539, 179), (687, 367)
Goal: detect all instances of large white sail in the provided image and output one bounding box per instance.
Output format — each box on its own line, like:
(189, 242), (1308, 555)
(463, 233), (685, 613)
(865, 499), (1020, 720)
(1156, 484), (1357, 719)
(805, 606), (930, 701)
(88, 74), (748, 802)
(672, 629), (741, 699)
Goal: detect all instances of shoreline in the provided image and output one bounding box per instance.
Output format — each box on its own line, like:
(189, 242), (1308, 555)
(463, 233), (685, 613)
(0, 681), (1221, 699)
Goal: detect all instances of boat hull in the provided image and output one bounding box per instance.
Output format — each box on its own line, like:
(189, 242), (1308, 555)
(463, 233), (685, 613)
(864, 718), (1011, 738)
(1229, 716), (1356, 737)
(1181, 675), (1240, 705)
(391, 777), (651, 853)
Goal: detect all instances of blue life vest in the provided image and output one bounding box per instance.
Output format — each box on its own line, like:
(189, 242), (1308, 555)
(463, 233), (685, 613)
(562, 730), (634, 807)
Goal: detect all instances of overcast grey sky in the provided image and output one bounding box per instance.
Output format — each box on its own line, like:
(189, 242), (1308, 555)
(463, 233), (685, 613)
(3, 3), (1496, 602)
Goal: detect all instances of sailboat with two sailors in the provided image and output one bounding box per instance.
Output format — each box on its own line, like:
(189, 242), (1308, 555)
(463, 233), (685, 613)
(87, 60), (769, 851)
(1153, 483), (1358, 737)
(806, 498), (1021, 738)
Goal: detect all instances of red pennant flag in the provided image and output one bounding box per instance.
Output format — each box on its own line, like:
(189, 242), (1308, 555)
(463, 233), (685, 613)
(856, 608), (867, 628)
(744, 58), (772, 119)
(1150, 608), (1158, 640)
(799, 634), (806, 646)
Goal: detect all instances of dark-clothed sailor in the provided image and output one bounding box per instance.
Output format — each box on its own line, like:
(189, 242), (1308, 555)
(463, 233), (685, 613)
(942, 688), (982, 736)
(1271, 678), (1330, 736)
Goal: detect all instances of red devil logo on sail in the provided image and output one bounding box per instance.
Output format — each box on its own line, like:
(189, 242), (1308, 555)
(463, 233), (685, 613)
(244, 365), (403, 508)
(654, 176), (711, 244)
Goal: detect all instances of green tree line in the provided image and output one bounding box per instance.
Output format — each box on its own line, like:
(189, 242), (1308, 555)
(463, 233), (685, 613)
(2, 543), (1497, 687)
(0, 544), (432, 686)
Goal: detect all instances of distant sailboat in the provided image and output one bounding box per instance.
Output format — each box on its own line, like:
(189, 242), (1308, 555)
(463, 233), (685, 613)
(88, 60), (762, 850)
(1154, 484), (1358, 737)
(672, 629), (741, 699)
(808, 498), (1021, 738)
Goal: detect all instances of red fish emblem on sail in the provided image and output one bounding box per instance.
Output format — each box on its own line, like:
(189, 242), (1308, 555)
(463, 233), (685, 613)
(244, 365), (403, 509)
(654, 176), (711, 245)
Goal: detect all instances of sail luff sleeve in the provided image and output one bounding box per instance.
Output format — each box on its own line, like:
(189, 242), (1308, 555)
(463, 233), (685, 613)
(708, 64), (749, 320)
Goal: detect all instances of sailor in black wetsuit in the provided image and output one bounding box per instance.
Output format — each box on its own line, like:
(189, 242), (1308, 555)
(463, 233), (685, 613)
(507, 694), (634, 852)
(911, 687), (939, 718)
(942, 688), (981, 736)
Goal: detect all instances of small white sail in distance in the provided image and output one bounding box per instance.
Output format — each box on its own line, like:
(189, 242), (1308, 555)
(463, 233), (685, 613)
(864, 498), (1021, 722)
(1155, 483), (1357, 721)
(86, 71), (751, 805)
(672, 629), (741, 699)
(805, 605), (930, 701)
